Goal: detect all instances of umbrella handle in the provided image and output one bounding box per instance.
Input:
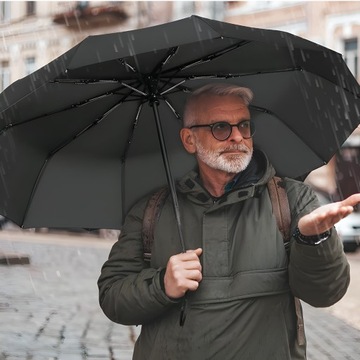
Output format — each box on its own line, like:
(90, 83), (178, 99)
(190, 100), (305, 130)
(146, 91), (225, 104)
(179, 297), (188, 326)
(151, 101), (186, 253)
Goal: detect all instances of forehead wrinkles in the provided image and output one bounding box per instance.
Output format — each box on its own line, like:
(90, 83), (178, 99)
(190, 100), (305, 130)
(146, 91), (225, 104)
(198, 96), (249, 122)
(209, 107), (248, 118)
(203, 106), (250, 126)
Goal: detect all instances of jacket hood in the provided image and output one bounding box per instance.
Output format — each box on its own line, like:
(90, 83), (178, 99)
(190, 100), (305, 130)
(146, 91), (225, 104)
(176, 149), (276, 206)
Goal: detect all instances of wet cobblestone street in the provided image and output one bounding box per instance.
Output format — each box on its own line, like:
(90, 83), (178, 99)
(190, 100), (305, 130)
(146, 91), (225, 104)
(0, 232), (359, 359)
(0, 233), (138, 360)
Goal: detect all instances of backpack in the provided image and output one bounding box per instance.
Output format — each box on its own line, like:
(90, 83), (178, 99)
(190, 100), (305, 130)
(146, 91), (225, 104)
(142, 176), (305, 345)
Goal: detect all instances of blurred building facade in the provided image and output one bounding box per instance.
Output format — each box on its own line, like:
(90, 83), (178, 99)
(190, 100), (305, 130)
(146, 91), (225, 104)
(0, 1), (225, 90)
(0, 0), (359, 200)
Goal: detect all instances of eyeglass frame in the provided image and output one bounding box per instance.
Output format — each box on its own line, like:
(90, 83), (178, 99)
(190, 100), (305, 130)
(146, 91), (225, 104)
(188, 120), (255, 141)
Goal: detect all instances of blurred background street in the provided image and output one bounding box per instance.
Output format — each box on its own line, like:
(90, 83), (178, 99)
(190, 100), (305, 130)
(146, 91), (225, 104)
(0, 230), (137, 360)
(0, 230), (359, 360)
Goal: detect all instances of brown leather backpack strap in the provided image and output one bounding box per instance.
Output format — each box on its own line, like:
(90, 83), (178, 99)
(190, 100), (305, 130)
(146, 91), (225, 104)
(142, 187), (169, 262)
(267, 176), (305, 346)
(293, 297), (305, 346)
(267, 176), (291, 243)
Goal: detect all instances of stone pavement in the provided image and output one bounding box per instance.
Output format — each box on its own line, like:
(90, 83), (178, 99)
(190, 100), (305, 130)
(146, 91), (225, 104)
(0, 231), (359, 360)
(303, 304), (360, 360)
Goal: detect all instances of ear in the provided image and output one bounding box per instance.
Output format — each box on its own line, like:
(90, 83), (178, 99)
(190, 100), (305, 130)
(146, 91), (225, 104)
(180, 128), (196, 154)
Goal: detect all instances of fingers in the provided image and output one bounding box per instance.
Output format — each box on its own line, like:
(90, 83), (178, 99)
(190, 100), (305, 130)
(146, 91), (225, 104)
(174, 247), (202, 261)
(298, 202), (355, 235)
(164, 267), (202, 298)
(316, 205), (353, 222)
(164, 248), (203, 299)
(340, 193), (360, 207)
(188, 248), (203, 257)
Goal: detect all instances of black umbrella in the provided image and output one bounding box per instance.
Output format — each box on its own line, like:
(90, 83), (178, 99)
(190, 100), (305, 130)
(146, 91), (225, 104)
(0, 16), (359, 246)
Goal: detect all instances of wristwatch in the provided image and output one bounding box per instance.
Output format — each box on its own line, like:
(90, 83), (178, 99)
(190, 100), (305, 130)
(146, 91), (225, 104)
(293, 226), (332, 246)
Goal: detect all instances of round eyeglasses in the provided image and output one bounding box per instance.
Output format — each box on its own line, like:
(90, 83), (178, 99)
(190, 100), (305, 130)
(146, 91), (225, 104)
(189, 120), (255, 141)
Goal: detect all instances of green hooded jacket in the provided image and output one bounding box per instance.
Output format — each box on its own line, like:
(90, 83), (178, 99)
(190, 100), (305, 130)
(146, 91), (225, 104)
(98, 151), (350, 360)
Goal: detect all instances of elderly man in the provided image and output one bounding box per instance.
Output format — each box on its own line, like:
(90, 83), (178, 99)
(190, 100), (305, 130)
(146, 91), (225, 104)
(98, 83), (356, 360)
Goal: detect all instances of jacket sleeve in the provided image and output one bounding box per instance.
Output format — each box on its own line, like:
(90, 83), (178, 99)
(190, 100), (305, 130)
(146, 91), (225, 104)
(286, 180), (350, 307)
(98, 198), (179, 325)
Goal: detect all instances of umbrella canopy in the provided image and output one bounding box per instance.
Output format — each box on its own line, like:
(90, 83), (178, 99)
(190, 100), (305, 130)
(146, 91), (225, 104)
(0, 15), (359, 231)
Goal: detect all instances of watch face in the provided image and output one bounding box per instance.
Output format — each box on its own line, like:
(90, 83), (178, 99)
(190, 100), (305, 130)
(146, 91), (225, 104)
(313, 230), (331, 245)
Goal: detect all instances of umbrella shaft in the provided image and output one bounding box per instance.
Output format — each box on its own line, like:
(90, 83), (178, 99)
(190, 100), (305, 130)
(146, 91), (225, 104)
(151, 101), (186, 253)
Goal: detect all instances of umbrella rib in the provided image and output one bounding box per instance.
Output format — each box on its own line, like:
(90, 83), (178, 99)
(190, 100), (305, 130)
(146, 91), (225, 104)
(121, 100), (146, 162)
(0, 79), (120, 114)
(121, 82), (148, 96)
(0, 82), (142, 133)
(51, 79), (120, 84)
(163, 98), (182, 120)
(155, 68), (305, 100)
(157, 40), (251, 94)
(0, 90), (113, 133)
(161, 67), (303, 82)
(163, 70), (360, 100)
(22, 158), (50, 227)
(178, 41), (250, 72)
(118, 58), (137, 73)
(160, 80), (187, 96)
(151, 46), (179, 76)
(52, 78), (145, 92)
(172, 41), (249, 73)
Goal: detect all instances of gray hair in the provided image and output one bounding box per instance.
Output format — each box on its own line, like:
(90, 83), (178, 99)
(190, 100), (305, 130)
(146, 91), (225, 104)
(183, 83), (253, 127)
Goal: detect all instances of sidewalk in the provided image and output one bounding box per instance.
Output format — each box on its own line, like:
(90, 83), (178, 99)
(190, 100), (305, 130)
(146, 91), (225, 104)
(0, 231), (136, 360)
(303, 304), (360, 360)
(0, 230), (359, 360)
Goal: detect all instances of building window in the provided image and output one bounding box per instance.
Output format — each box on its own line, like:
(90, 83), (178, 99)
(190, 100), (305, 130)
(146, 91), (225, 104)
(344, 38), (358, 79)
(24, 56), (36, 76)
(0, 61), (10, 92)
(26, 1), (36, 16)
(0, 2), (11, 22)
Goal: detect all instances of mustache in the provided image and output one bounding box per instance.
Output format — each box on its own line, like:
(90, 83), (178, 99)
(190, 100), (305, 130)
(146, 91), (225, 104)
(219, 144), (250, 153)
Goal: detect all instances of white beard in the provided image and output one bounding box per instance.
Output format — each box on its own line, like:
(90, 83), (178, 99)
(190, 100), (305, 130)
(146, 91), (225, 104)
(195, 142), (253, 174)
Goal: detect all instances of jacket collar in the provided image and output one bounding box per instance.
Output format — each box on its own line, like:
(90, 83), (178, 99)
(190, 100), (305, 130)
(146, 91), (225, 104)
(177, 149), (276, 206)
(224, 149), (266, 191)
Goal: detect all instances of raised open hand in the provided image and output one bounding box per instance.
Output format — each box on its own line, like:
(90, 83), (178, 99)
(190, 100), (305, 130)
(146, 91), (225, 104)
(298, 193), (360, 236)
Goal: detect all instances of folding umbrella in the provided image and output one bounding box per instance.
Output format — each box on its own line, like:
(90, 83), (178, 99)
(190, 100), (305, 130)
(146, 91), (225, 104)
(0, 16), (359, 247)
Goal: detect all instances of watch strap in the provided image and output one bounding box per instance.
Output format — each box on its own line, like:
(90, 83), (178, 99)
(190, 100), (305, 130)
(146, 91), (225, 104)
(293, 226), (332, 246)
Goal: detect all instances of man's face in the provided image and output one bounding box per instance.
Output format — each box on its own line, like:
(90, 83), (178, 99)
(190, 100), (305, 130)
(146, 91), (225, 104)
(187, 94), (253, 174)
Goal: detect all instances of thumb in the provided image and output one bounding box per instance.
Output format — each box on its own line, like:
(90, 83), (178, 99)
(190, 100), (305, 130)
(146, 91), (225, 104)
(186, 248), (203, 257)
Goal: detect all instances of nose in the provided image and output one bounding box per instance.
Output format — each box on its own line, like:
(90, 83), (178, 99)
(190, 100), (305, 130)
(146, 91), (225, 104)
(228, 124), (244, 142)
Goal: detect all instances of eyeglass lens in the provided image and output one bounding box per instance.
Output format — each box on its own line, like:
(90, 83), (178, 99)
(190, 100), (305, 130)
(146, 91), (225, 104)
(212, 121), (254, 140)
